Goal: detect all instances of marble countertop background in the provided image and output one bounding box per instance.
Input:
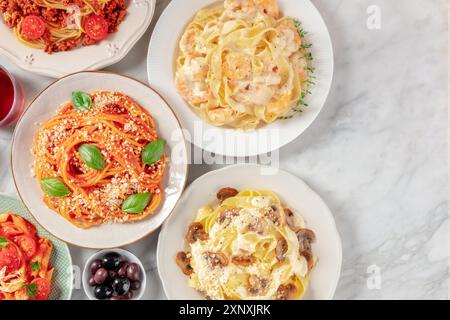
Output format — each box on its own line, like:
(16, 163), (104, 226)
(0, 0), (448, 299)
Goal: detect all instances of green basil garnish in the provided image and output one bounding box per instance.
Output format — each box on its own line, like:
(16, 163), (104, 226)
(78, 144), (105, 170)
(40, 178), (71, 198)
(0, 237), (8, 248)
(30, 261), (41, 272)
(24, 283), (37, 299)
(142, 139), (166, 165)
(121, 193), (152, 214)
(72, 91), (92, 111)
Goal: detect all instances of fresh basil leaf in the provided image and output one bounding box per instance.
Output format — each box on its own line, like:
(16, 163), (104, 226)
(142, 139), (166, 165)
(0, 237), (8, 248)
(40, 178), (71, 198)
(78, 144), (105, 170)
(121, 193), (152, 214)
(30, 261), (41, 272)
(72, 91), (92, 111)
(24, 283), (37, 299)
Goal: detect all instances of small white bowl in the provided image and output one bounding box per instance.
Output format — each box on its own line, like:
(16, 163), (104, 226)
(82, 248), (147, 300)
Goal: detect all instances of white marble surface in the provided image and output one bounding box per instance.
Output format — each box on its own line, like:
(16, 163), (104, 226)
(0, 0), (448, 300)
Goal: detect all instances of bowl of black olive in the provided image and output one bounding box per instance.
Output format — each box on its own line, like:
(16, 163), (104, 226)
(82, 249), (146, 300)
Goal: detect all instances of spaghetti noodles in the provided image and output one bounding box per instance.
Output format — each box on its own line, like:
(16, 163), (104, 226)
(0, 0), (126, 53)
(176, 188), (316, 300)
(33, 91), (166, 228)
(0, 212), (53, 300)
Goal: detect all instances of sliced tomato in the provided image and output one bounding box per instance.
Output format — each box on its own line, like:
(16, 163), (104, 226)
(21, 15), (46, 40)
(14, 235), (37, 260)
(84, 15), (109, 41)
(0, 243), (22, 274)
(31, 278), (51, 300)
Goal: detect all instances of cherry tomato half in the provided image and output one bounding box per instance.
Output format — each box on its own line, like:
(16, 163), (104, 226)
(84, 15), (109, 41)
(20, 15), (46, 40)
(31, 278), (51, 300)
(0, 243), (22, 274)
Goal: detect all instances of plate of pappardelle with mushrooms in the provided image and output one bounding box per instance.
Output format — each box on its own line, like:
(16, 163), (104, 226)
(148, 0), (334, 157)
(157, 164), (342, 300)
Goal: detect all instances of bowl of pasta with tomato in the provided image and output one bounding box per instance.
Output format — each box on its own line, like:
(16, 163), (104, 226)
(0, 193), (73, 300)
(11, 71), (188, 249)
(0, 0), (156, 77)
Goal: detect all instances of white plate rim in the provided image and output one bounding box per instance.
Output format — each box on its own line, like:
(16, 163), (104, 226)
(147, 0), (334, 157)
(157, 163), (342, 300)
(0, 0), (156, 78)
(10, 70), (189, 249)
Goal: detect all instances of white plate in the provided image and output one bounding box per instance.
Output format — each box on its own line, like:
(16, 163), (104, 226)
(11, 71), (189, 249)
(157, 164), (342, 300)
(0, 0), (156, 78)
(147, 0), (333, 157)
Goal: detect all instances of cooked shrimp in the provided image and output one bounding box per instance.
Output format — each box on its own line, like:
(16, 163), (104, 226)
(176, 57), (210, 105)
(175, 73), (210, 105)
(180, 28), (199, 57)
(224, 0), (279, 19)
(256, 0), (280, 18)
(223, 52), (252, 80)
(274, 20), (302, 57)
(266, 93), (292, 116)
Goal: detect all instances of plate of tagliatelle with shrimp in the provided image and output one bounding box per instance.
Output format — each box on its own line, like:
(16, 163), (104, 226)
(148, 0), (334, 157)
(157, 164), (342, 300)
(0, 193), (73, 300)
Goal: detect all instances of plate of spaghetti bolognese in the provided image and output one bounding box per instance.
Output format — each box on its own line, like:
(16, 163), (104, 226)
(0, 0), (155, 77)
(11, 71), (189, 248)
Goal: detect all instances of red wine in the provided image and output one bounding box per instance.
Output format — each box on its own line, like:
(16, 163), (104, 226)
(0, 67), (14, 122)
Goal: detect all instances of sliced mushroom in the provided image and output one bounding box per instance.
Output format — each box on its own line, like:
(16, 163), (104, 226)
(284, 208), (300, 232)
(231, 254), (255, 267)
(247, 218), (267, 234)
(216, 208), (240, 226)
(264, 205), (285, 227)
(275, 283), (298, 300)
(185, 222), (209, 244)
(175, 251), (193, 276)
(302, 250), (315, 271)
(296, 228), (316, 253)
(275, 237), (288, 262)
(247, 275), (268, 296)
(216, 187), (239, 202)
(203, 251), (229, 268)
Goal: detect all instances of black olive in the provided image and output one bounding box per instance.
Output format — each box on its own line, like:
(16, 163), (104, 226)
(94, 284), (113, 300)
(102, 252), (122, 270)
(90, 260), (102, 275)
(112, 277), (131, 296)
(126, 263), (140, 281)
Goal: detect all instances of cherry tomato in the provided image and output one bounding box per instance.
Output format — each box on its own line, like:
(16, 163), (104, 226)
(0, 243), (22, 274)
(31, 278), (51, 300)
(84, 15), (109, 41)
(14, 235), (37, 260)
(20, 15), (46, 40)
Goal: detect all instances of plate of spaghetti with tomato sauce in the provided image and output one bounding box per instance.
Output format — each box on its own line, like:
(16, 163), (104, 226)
(11, 71), (188, 248)
(0, 193), (73, 300)
(0, 0), (156, 77)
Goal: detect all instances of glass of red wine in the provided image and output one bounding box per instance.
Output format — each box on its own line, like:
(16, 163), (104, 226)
(0, 65), (25, 128)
